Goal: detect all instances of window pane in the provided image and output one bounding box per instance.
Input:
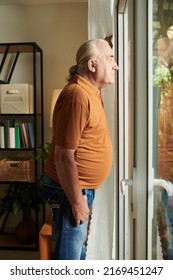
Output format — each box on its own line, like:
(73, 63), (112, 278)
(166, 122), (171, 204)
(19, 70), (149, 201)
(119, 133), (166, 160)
(153, 0), (173, 260)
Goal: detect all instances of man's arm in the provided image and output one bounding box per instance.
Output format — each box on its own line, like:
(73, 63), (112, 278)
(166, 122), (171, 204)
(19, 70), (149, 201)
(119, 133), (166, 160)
(54, 145), (89, 226)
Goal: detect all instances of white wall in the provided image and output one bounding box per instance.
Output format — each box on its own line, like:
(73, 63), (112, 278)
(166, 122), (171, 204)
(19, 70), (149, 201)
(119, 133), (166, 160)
(0, 3), (88, 143)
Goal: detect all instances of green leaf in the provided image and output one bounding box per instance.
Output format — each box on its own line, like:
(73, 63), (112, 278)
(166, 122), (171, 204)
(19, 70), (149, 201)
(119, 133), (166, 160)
(35, 142), (52, 160)
(13, 200), (22, 214)
(153, 66), (171, 87)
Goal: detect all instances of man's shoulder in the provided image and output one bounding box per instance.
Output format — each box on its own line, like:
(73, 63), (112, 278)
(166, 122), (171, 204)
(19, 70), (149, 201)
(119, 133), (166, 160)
(64, 82), (89, 104)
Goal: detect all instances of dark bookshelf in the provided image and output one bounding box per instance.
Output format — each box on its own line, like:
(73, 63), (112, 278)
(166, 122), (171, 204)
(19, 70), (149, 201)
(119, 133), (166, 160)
(0, 42), (45, 251)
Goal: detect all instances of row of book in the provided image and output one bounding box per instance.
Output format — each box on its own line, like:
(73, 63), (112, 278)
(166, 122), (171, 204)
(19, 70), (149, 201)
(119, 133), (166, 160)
(0, 119), (34, 149)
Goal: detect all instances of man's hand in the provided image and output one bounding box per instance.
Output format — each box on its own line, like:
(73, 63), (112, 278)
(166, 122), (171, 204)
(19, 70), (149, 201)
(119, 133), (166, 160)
(54, 145), (89, 227)
(71, 195), (89, 227)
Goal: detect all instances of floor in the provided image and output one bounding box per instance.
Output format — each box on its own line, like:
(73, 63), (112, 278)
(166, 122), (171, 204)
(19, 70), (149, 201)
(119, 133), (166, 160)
(0, 250), (39, 260)
(0, 233), (40, 260)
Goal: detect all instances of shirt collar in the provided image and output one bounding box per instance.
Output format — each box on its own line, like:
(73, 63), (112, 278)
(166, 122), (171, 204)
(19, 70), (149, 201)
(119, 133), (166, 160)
(74, 74), (100, 97)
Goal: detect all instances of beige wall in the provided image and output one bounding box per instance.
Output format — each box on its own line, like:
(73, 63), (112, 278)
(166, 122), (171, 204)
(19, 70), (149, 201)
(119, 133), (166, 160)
(0, 3), (88, 143)
(0, 3), (88, 229)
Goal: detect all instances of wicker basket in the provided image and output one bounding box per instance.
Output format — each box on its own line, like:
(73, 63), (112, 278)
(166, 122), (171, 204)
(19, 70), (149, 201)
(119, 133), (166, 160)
(0, 157), (35, 182)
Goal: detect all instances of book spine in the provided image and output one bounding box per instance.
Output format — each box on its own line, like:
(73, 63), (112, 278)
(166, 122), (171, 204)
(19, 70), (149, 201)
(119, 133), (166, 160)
(15, 125), (21, 148)
(24, 123), (31, 148)
(4, 119), (15, 148)
(9, 127), (15, 148)
(0, 126), (5, 148)
(27, 122), (35, 148)
(19, 124), (25, 148)
(21, 123), (29, 148)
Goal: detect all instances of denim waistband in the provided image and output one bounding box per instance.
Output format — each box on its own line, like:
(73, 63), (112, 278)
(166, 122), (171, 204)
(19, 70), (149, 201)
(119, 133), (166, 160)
(43, 171), (94, 193)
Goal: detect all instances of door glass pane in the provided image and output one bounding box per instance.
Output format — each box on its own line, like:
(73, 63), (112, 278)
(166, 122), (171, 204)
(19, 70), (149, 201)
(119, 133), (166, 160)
(118, 0), (134, 259)
(153, 0), (173, 260)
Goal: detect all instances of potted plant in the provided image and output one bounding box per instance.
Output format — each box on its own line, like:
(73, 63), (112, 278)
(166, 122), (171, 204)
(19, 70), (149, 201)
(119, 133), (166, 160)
(0, 183), (42, 216)
(0, 183), (43, 245)
(35, 142), (51, 161)
(0, 142), (51, 217)
(0, 143), (51, 244)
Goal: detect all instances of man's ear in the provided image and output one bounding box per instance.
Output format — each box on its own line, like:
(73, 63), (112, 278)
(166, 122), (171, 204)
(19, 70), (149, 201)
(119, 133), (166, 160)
(88, 59), (96, 72)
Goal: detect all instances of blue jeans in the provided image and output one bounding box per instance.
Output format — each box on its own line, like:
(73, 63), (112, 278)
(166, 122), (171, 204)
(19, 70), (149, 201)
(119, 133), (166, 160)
(42, 172), (94, 260)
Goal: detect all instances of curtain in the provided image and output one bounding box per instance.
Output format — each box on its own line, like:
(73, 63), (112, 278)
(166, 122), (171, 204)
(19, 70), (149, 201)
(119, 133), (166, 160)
(86, 0), (117, 260)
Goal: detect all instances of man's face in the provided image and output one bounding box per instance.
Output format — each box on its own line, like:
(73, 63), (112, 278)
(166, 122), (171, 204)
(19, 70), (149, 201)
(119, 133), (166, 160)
(94, 42), (119, 89)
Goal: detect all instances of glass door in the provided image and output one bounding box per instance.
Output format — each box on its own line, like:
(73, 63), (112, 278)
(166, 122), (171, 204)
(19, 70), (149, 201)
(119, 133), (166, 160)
(118, 0), (173, 260)
(118, 0), (135, 260)
(118, 0), (148, 260)
(148, 0), (173, 260)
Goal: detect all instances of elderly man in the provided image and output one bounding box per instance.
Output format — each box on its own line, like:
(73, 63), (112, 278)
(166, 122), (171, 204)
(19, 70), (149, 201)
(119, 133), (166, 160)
(42, 38), (119, 260)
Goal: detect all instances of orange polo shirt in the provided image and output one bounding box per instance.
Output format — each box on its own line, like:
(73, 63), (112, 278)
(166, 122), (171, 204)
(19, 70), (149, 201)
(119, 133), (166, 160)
(45, 75), (113, 189)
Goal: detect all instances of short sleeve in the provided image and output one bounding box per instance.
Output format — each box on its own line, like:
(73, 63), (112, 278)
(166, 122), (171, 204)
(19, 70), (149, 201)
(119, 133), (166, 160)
(53, 99), (88, 149)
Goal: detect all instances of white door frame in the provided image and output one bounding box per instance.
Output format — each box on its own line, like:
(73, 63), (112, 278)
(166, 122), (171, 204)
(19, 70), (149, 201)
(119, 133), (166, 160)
(133, 0), (148, 259)
(118, 0), (148, 259)
(147, 0), (154, 260)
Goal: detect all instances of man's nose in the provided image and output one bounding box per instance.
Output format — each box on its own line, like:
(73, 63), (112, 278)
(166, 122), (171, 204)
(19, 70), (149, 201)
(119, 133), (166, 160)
(114, 62), (119, 70)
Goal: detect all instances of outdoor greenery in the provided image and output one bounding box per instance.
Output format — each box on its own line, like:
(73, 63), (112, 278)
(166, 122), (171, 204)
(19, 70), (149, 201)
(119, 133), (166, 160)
(153, 66), (171, 87)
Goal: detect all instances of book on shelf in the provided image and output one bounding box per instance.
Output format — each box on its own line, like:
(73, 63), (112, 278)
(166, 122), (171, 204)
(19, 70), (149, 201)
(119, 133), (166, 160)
(21, 123), (29, 148)
(0, 125), (5, 148)
(15, 125), (21, 148)
(4, 119), (15, 148)
(9, 127), (15, 148)
(27, 122), (35, 148)
(0, 120), (34, 149)
(19, 123), (25, 148)
(21, 122), (35, 148)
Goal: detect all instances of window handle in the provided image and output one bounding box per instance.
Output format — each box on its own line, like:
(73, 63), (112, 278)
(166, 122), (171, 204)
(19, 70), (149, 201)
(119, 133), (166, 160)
(120, 178), (133, 196)
(153, 178), (173, 196)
